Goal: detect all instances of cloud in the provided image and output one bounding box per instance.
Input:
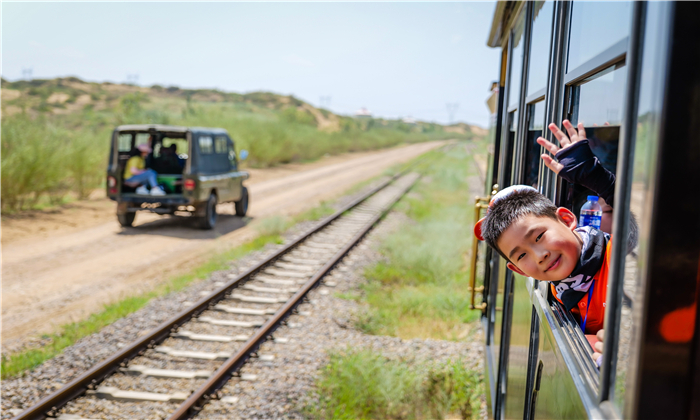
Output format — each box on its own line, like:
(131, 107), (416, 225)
(283, 54), (315, 68)
(451, 34), (462, 44)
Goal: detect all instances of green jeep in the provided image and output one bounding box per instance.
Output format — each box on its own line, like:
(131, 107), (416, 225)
(106, 124), (250, 229)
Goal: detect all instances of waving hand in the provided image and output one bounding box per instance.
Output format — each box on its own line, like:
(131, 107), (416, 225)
(536, 119), (587, 174)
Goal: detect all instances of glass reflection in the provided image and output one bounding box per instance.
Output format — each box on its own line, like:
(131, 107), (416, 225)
(527, 1), (554, 95)
(508, 11), (526, 110)
(567, 1), (632, 72)
(611, 2), (669, 414)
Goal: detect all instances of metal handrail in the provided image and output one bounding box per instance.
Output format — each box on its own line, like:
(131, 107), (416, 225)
(469, 184), (498, 312)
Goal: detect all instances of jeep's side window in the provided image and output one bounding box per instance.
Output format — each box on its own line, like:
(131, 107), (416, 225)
(215, 136), (227, 154)
(199, 136), (213, 154)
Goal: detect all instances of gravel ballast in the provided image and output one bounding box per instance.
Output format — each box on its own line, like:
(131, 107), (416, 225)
(2, 173), (485, 420)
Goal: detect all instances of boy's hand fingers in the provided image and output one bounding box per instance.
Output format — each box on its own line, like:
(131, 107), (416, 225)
(541, 154), (563, 174)
(563, 119), (579, 141)
(578, 122), (587, 140)
(536, 137), (559, 155)
(548, 123), (570, 147)
(594, 341), (604, 353)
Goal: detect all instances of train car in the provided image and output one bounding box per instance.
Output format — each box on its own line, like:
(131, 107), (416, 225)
(472, 2), (700, 419)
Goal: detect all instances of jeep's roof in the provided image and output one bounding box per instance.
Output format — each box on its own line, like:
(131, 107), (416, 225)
(115, 124), (229, 135)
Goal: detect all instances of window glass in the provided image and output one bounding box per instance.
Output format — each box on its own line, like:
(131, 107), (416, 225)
(215, 136), (228, 154)
(508, 11), (526, 110)
(199, 136), (213, 154)
(561, 64), (626, 221)
(567, 2), (632, 72)
(527, 1), (554, 96)
(135, 133), (151, 146)
(611, 2), (669, 414)
(118, 134), (132, 152)
(523, 101), (545, 187)
(574, 64), (627, 173)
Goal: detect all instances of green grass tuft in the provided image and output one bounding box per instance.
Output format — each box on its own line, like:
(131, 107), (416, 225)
(306, 349), (483, 420)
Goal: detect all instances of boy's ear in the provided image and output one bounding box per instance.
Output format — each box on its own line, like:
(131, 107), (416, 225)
(506, 262), (527, 276)
(556, 207), (578, 230)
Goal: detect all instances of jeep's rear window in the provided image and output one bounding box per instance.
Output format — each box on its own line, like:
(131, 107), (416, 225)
(199, 136), (213, 154)
(215, 136), (228, 154)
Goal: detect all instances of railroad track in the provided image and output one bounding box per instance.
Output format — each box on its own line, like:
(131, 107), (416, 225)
(14, 171), (421, 420)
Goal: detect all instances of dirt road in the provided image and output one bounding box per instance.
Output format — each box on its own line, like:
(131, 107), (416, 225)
(1, 141), (446, 348)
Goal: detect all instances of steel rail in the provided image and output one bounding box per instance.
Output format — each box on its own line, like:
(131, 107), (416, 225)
(12, 161), (421, 420)
(168, 174), (419, 419)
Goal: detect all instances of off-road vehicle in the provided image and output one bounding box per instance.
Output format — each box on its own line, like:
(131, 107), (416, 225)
(106, 124), (249, 229)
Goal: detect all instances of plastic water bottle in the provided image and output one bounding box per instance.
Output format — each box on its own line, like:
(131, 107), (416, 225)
(580, 196), (602, 229)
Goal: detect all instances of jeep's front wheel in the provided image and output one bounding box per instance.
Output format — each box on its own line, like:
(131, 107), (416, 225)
(197, 193), (218, 229)
(235, 186), (249, 217)
(118, 211), (136, 227)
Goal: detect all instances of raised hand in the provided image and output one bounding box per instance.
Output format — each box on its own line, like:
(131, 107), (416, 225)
(536, 119), (587, 174)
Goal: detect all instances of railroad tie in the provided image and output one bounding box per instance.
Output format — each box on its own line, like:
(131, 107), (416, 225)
(263, 268), (308, 278)
(121, 364), (211, 379)
(242, 284), (294, 294)
(229, 293), (286, 303)
(89, 386), (189, 403)
(172, 330), (250, 342)
(197, 316), (264, 327)
(214, 304), (276, 315)
(254, 276), (299, 286)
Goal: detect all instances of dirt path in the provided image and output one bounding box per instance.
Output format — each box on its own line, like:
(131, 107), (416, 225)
(1, 141), (447, 348)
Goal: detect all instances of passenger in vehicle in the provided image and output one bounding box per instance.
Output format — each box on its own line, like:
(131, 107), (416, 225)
(123, 143), (166, 196)
(475, 120), (625, 338)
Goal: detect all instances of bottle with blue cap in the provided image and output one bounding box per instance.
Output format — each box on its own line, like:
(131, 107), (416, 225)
(580, 195), (602, 229)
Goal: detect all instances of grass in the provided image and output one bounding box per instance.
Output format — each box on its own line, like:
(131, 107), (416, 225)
(306, 349), (483, 420)
(1, 78), (475, 211)
(349, 142), (485, 340)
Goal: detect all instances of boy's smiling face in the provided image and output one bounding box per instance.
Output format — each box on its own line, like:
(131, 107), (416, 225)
(497, 208), (582, 281)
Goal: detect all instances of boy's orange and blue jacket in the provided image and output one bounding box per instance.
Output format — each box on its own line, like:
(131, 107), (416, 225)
(550, 138), (618, 334)
(551, 239), (612, 334)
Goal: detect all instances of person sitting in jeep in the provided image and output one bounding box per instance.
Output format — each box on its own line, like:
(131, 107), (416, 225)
(123, 143), (166, 196)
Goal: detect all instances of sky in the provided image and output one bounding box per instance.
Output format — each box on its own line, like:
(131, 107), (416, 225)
(2, 2), (501, 127)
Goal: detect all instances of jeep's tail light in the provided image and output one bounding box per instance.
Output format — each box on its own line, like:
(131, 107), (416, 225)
(184, 179), (196, 191)
(108, 176), (117, 194)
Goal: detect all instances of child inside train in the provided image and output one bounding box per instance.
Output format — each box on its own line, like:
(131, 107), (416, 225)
(474, 120), (635, 358)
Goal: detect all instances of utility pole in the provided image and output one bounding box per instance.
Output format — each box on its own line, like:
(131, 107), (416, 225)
(446, 102), (459, 124)
(319, 95), (332, 109)
(22, 67), (33, 80)
(126, 73), (139, 85)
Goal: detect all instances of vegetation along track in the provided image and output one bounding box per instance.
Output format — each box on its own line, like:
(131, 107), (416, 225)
(13, 171), (422, 420)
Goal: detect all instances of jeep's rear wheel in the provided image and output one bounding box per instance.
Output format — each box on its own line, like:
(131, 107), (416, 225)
(198, 193), (218, 229)
(235, 186), (249, 217)
(118, 211), (136, 227)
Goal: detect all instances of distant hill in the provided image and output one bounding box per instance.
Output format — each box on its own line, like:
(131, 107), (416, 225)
(1, 77), (483, 135)
(1, 77), (485, 211)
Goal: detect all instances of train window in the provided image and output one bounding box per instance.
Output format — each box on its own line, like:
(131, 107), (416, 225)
(561, 64), (627, 215)
(523, 100), (545, 187)
(508, 11), (526, 111)
(526, 1), (554, 97)
(610, 3), (670, 414)
(118, 134), (133, 152)
(567, 1), (632, 73)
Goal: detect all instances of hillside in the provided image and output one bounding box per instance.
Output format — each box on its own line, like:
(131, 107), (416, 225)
(1, 77), (483, 210)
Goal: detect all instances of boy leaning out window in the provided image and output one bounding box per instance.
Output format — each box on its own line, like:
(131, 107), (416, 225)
(474, 120), (637, 364)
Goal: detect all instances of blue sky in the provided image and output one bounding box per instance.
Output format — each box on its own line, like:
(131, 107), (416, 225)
(2, 2), (500, 126)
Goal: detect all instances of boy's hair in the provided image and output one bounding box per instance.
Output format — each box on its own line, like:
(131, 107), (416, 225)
(482, 188), (558, 260)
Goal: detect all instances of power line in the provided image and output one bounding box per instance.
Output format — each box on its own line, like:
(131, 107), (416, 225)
(319, 95), (332, 109)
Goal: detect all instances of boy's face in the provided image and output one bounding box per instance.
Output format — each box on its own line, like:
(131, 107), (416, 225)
(497, 208), (582, 281)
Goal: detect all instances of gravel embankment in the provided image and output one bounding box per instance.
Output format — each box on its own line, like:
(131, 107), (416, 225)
(2, 175), (485, 419)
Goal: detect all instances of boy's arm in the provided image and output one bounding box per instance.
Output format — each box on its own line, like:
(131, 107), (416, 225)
(536, 120), (615, 206)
